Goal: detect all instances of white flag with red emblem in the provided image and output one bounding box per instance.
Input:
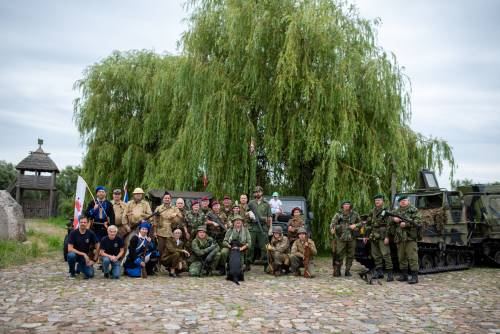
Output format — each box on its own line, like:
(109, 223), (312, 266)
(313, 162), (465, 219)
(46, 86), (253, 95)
(72, 176), (88, 229)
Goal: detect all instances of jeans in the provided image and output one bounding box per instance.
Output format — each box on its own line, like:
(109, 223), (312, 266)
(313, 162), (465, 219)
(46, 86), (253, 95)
(67, 252), (94, 278)
(101, 256), (121, 279)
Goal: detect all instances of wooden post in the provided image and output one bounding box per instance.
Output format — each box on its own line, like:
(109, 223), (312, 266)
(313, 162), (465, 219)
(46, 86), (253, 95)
(48, 171), (55, 217)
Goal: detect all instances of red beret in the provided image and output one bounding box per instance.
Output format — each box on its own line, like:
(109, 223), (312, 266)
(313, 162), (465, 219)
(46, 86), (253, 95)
(212, 200), (220, 206)
(191, 200), (199, 206)
(223, 195), (230, 200)
(201, 196), (209, 201)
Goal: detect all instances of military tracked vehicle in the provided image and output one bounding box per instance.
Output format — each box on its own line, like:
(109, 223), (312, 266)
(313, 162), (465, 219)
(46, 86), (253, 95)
(355, 170), (500, 274)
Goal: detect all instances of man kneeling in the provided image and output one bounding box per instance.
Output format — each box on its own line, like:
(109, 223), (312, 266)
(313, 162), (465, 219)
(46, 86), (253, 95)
(67, 215), (99, 279)
(99, 225), (124, 279)
(266, 226), (290, 276)
(290, 228), (317, 278)
(123, 221), (159, 277)
(189, 226), (220, 277)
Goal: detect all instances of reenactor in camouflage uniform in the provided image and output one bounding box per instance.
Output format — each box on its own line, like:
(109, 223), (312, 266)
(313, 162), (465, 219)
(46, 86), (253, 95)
(330, 201), (362, 277)
(220, 215), (251, 273)
(287, 207), (305, 248)
(392, 195), (422, 284)
(238, 194), (255, 271)
(248, 186), (272, 265)
(222, 195), (233, 217)
(184, 200), (206, 244)
(111, 189), (129, 239)
(124, 188), (152, 232)
(206, 200), (227, 248)
(189, 226), (220, 277)
(363, 194), (394, 282)
(290, 227), (317, 278)
(200, 196), (211, 215)
(266, 226), (290, 276)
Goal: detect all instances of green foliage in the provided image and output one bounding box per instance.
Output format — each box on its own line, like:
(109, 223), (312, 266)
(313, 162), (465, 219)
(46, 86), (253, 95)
(0, 160), (17, 190)
(74, 0), (454, 249)
(56, 166), (82, 217)
(0, 240), (40, 268)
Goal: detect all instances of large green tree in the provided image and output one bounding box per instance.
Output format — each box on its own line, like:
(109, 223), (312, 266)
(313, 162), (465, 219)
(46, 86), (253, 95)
(74, 0), (454, 249)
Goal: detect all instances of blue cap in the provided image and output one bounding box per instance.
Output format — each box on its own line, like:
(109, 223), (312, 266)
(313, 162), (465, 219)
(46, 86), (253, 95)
(139, 221), (151, 231)
(95, 186), (106, 193)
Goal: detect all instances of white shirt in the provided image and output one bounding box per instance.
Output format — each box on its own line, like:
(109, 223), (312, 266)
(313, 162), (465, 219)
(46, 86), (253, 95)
(269, 198), (283, 214)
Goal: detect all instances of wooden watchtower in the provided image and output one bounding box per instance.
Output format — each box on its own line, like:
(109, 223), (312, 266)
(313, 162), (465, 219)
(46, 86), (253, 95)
(14, 139), (59, 217)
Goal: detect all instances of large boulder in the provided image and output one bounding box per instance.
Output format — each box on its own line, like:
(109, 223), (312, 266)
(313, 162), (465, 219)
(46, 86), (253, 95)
(0, 190), (26, 241)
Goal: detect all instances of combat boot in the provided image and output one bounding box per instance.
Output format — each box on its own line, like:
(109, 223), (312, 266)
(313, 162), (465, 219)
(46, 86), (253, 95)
(408, 271), (419, 284)
(333, 263), (341, 277)
(397, 269), (408, 282)
(376, 268), (384, 279)
(344, 266), (352, 277)
(386, 270), (394, 282)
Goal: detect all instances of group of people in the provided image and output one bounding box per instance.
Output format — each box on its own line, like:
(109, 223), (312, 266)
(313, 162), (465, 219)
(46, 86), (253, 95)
(66, 185), (422, 284)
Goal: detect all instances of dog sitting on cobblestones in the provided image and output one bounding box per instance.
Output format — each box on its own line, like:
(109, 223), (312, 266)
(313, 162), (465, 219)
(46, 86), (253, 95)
(226, 240), (244, 285)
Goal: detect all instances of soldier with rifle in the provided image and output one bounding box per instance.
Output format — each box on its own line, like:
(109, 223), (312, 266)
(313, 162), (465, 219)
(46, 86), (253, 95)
(362, 194), (394, 282)
(206, 200), (227, 248)
(266, 226), (290, 276)
(290, 227), (317, 278)
(189, 226), (221, 277)
(248, 186), (272, 266)
(387, 195), (423, 284)
(123, 221), (159, 278)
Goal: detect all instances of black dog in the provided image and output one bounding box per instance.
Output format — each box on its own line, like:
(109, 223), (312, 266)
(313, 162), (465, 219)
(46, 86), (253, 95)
(226, 240), (244, 285)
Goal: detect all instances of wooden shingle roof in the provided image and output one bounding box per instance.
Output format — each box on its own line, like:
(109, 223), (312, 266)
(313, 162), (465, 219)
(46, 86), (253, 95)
(16, 140), (59, 173)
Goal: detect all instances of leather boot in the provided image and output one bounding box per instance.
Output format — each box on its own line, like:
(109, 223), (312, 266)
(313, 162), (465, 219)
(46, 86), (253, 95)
(344, 266), (352, 277)
(397, 269), (408, 282)
(386, 270), (394, 282)
(408, 271), (418, 284)
(376, 268), (384, 279)
(333, 262), (341, 277)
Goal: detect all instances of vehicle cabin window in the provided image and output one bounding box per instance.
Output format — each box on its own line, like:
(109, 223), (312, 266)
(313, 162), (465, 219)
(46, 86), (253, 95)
(488, 196), (500, 218)
(447, 193), (462, 209)
(416, 194), (442, 209)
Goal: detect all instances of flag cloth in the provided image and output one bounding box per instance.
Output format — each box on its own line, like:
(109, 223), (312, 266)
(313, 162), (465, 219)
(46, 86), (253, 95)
(73, 176), (88, 229)
(123, 179), (129, 203)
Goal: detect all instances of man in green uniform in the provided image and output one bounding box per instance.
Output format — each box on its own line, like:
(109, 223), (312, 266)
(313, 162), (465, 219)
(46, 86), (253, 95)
(290, 227), (317, 278)
(363, 194), (394, 282)
(222, 195), (233, 217)
(330, 201), (362, 277)
(266, 226), (289, 276)
(185, 200), (206, 241)
(248, 186), (272, 265)
(220, 215), (251, 273)
(200, 196), (211, 215)
(392, 195), (422, 284)
(189, 226), (220, 277)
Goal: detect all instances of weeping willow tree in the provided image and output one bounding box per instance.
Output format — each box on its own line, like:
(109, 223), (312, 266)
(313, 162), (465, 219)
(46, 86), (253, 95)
(74, 0), (454, 249)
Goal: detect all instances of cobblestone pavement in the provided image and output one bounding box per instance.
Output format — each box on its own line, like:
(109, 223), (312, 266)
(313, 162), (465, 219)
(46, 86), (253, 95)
(0, 258), (498, 334)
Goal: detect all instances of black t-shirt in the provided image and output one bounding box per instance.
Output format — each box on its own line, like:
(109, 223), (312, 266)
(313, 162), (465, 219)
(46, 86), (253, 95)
(99, 236), (124, 256)
(68, 229), (98, 254)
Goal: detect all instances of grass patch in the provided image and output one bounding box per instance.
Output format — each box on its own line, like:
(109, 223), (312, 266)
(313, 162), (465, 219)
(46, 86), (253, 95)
(0, 218), (66, 269)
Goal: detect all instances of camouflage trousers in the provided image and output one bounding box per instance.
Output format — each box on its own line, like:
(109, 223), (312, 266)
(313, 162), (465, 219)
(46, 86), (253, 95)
(396, 240), (419, 272)
(290, 255), (315, 276)
(371, 239), (393, 270)
(188, 254), (221, 277)
(335, 240), (356, 269)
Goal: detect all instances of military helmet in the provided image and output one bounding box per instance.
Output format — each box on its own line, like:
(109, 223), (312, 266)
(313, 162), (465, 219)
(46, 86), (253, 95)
(297, 227), (307, 235)
(254, 185), (263, 192)
(272, 226), (283, 234)
(232, 201), (240, 208)
(197, 225), (207, 232)
(231, 214), (244, 222)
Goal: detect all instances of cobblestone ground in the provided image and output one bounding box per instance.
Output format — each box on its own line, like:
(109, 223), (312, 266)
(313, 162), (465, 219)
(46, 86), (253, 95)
(0, 258), (499, 334)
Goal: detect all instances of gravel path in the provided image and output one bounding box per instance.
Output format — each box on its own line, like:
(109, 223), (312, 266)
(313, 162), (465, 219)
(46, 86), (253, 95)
(0, 258), (499, 333)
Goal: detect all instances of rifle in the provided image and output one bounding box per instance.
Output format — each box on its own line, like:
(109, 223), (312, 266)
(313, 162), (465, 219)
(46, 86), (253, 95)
(248, 202), (264, 234)
(265, 243), (274, 274)
(141, 238), (150, 279)
(378, 209), (421, 227)
(303, 239), (312, 278)
(206, 212), (227, 231)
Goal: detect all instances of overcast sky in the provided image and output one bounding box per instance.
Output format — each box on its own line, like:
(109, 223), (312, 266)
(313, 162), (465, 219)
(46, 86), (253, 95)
(1, 0), (499, 188)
